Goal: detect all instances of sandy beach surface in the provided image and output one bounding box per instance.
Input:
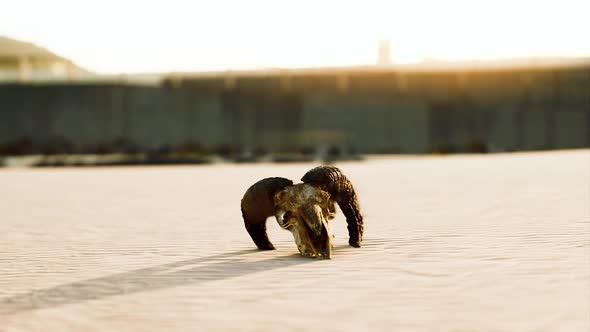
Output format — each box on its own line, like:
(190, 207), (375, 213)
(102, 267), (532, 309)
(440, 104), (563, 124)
(1, 150), (589, 332)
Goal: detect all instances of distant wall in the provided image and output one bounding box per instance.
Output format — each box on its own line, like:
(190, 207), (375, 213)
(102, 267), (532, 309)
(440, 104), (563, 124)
(1, 63), (589, 155)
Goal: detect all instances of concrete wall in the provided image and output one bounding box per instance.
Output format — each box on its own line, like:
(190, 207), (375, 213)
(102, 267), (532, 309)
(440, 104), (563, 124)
(1, 63), (589, 155)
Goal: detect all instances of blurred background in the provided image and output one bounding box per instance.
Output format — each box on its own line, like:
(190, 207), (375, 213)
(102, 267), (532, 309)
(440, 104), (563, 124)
(1, 0), (589, 166)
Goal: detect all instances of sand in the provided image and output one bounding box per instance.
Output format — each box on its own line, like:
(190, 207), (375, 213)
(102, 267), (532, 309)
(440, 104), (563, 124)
(0, 150), (588, 331)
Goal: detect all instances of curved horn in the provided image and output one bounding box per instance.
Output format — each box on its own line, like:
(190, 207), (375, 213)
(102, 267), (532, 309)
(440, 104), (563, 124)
(301, 166), (364, 248)
(241, 177), (293, 250)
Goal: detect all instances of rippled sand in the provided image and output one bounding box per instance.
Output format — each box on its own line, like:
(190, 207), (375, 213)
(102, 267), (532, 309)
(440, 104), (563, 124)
(1, 150), (589, 332)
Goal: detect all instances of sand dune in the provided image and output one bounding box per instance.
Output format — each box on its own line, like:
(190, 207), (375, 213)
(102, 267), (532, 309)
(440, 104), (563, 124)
(1, 150), (588, 331)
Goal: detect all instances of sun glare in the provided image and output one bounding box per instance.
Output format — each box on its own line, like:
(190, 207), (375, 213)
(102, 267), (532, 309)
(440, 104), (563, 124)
(1, 0), (588, 73)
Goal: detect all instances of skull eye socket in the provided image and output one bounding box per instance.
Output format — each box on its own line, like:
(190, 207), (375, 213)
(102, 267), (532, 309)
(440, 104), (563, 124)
(278, 211), (292, 228)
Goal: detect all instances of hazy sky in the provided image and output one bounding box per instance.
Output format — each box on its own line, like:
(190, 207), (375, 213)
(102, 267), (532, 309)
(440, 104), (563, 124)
(1, 0), (589, 74)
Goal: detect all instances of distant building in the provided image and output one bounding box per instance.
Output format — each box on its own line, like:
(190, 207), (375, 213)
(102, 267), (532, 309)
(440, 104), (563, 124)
(0, 36), (91, 82)
(377, 40), (391, 66)
(1, 57), (588, 156)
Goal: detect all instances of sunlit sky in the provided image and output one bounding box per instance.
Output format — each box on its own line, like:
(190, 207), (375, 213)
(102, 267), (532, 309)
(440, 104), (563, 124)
(1, 0), (589, 74)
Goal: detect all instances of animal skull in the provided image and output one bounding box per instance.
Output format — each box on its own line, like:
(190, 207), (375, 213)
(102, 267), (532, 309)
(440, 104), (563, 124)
(274, 184), (334, 258)
(240, 166), (364, 257)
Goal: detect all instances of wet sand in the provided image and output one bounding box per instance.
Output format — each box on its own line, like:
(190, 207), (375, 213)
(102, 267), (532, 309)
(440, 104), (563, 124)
(1, 150), (589, 331)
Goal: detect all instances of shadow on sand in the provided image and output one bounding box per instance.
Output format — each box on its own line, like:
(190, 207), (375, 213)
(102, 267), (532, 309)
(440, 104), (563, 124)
(0, 249), (315, 315)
